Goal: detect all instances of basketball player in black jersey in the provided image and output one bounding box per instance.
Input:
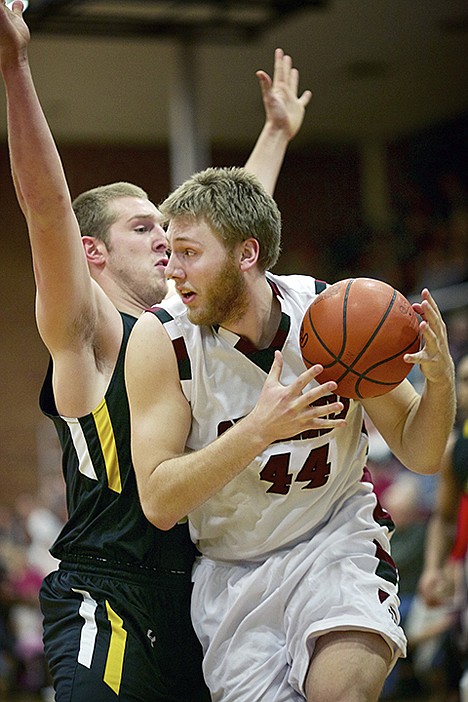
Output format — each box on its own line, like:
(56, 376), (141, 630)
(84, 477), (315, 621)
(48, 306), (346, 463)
(0, 2), (311, 699)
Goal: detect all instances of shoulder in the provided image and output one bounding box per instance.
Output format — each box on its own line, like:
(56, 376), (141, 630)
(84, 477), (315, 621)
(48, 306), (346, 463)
(125, 309), (183, 395)
(267, 272), (329, 307)
(145, 295), (204, 350)
(145, 293), (186, 324)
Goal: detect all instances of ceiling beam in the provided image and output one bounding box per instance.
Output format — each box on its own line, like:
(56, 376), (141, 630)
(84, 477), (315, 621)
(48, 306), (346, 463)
(25, 0), (327, 42)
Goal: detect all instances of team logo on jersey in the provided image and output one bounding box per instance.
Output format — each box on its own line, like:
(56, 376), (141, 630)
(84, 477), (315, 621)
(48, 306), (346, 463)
(147, 629), (156, 648)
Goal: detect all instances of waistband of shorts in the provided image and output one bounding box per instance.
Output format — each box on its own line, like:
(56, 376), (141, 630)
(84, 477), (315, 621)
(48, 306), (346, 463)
(59, 554), (193, 580)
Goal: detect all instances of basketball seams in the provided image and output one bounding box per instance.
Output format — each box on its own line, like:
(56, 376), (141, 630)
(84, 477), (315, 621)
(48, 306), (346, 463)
(360, 333), (420, 375)
(302, 306), (343, 369)
(336, 282), (397, 389)
(341, 279), (352, 361)
(302, 280), (352, 369)
(299, 277), (420, 399)
(344, 286), (396, 367)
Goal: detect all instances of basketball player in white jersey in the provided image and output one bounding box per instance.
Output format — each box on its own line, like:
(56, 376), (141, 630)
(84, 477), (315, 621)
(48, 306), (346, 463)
(126, 170), (455, 701)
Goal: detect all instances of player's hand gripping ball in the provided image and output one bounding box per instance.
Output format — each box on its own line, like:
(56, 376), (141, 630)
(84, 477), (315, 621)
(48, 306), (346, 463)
(300, 278), (420, 399)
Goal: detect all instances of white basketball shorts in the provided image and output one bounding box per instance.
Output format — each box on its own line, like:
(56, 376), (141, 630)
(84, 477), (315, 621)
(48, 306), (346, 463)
(191, 484), (407, 702)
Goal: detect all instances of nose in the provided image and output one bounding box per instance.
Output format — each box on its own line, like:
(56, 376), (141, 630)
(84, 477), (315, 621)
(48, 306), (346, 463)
(165, 254), (184, 281)
(151, 225), (168, 252)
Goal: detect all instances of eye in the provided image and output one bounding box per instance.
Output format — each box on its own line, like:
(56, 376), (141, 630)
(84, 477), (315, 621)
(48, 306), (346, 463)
(134, 224), (150, 233)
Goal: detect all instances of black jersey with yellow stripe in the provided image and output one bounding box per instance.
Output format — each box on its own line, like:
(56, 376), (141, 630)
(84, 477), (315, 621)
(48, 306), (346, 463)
(40, 312), (197, 574)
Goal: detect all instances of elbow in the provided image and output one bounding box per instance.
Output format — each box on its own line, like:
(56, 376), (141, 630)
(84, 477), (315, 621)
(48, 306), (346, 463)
(425, 461), (443, 475)
(396, 440), (447, 475)
(415, 463), (441, 476)
(403, 457), (442, 475)
(154, 515), (180, 532)
(141, 499), (180, 532)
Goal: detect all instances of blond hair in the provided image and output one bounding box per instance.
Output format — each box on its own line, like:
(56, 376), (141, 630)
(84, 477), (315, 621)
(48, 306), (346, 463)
(159, 167), (281, 271)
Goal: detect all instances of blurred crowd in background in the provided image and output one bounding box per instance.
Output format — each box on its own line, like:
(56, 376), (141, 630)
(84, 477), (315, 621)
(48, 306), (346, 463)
(0, 492), (65, 700)
(327, 168), (468, 303)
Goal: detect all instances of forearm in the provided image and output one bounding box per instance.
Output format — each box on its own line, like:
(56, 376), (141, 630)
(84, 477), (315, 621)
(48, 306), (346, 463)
(244, 122), (290, 195)
(399, 377), (456, 472)
(130, 342), (345, 531)
(2, 55), (72, 225)
(423, 513), (457, 572)
(419, 513), (457, 605)
(139, 413), (269, 531)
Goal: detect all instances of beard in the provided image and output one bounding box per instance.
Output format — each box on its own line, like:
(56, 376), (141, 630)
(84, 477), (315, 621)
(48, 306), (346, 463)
(187, 252), (248, 328)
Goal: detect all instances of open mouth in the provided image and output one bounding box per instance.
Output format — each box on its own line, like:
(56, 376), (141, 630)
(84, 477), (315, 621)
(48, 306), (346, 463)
(178, 289), (196, 304)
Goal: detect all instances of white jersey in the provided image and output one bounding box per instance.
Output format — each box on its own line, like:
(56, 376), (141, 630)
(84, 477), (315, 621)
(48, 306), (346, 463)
(151, 273), (369, 562)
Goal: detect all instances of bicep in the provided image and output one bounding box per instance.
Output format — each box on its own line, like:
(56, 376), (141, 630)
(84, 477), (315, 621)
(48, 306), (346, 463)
(125, 313), (191, 486)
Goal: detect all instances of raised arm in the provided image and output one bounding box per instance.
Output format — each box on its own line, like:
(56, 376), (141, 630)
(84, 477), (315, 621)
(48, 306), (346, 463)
(0, 1), (121, 418)
(0, 2), (116, 352)
(363, 289), (456, 473)
(125, 313), (345, 530)
(244, 48), (312, 195)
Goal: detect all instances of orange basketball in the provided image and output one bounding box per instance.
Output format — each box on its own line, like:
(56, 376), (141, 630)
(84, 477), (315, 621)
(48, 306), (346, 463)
(300, 278), (420, 399)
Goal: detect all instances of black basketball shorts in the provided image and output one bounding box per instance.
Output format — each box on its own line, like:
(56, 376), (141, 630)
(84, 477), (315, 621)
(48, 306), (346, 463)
(40, 564), (210, 702)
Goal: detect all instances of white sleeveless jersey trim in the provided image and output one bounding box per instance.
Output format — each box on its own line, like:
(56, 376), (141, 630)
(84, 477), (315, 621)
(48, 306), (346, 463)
(155, 273), (369, 561)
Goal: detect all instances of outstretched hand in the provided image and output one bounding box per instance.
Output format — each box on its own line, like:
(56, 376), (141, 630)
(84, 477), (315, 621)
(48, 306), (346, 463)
(0, 1), (30, 69)
(405, 289), (455, 385)
(250, 351), (346, 446)
(256, 47), (312, 142)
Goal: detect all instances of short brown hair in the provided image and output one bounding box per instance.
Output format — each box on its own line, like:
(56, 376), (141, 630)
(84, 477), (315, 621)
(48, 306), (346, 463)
(72, 182), (148, 245)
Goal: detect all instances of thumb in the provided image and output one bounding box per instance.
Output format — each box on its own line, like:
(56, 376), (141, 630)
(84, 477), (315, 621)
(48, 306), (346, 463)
(10, 1), (25, 16)
(299, 90), (313, 108)
(256, 70), (272, 97)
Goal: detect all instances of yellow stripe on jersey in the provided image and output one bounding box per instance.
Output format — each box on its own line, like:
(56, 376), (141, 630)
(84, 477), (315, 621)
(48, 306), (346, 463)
(104, 601), (127, 695)
(92, 399), (122, 493)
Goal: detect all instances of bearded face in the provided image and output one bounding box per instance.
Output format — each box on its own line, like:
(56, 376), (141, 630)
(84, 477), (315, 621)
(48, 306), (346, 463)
(186, 249), (249, 328)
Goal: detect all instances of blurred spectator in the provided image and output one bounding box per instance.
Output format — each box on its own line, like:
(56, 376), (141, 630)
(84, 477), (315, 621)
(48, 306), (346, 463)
(379, 474), (432, 700)
(0, 556), (15, 698)
(436, 170), (468, 279)
(0, 541), (47, 695)
(446, 309), (468, 368)
(0, 492), (62, 698)
(417, 352), (468, 701)
(13, 492), (63, 578)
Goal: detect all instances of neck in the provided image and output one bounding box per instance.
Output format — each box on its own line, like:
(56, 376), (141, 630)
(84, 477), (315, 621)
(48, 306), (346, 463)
(226, 276), (280, 350)
(116, 300), (144, 317)
(92, 271), (146, 318)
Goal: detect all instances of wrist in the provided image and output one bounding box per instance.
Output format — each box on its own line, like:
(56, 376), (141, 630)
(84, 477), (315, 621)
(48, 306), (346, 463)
(238, 411), (273, 453)
(0, 47), (29, 73)
(262, 120), (292, 143)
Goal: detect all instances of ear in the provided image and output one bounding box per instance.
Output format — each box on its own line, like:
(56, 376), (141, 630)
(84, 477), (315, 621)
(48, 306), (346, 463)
(82, 236), (107, 267)
(239, 238), (260, 272)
